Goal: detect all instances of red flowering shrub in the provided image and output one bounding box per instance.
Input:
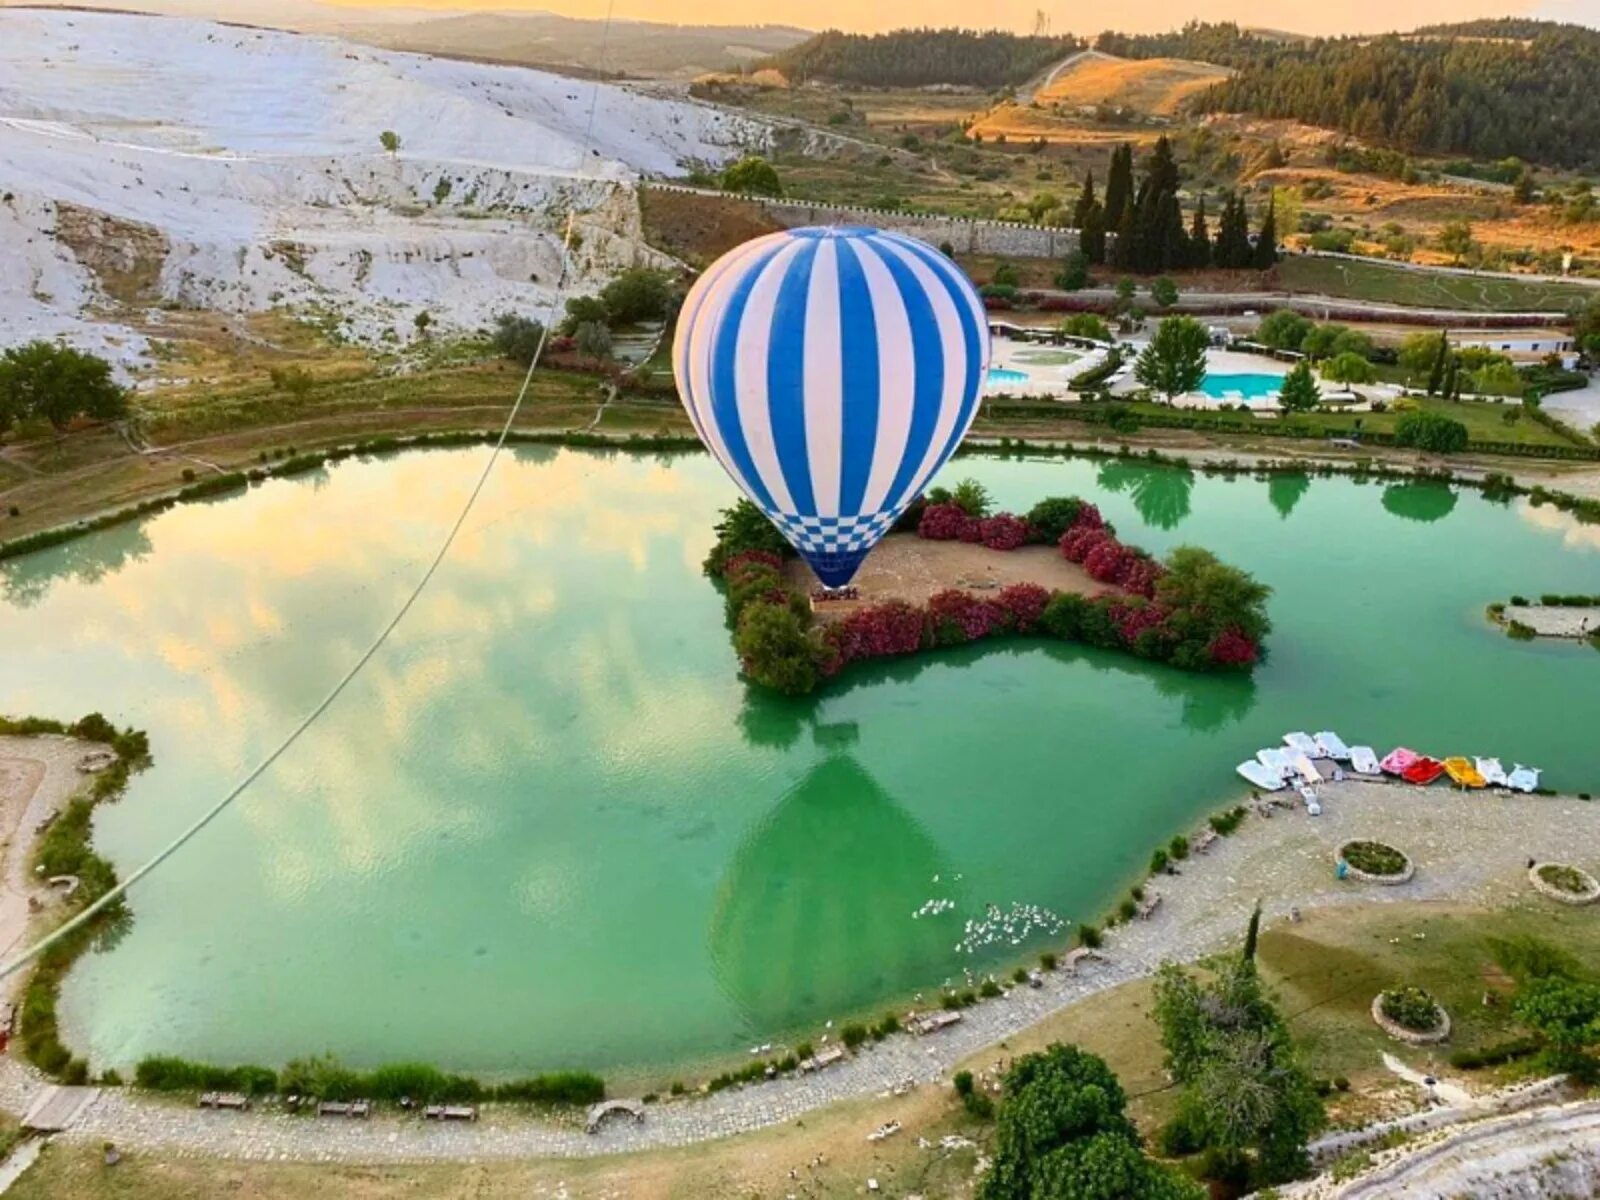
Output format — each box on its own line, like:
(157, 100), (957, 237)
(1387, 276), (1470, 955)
(997, 583), (1050, 632)
(1059, 526), (1111, 564)
(723, 549), (785, 584)
(958, 516), (985, 543)
(925, 589), (1007, 645)
(1120, 555), (1167, 600)
(1207, 627), (1260, 667)
(1070, 503), (1104, 531)
(1084, 538), (1138, 585)
(918, 503), (979, 542)
(1107, 600), (1171, 647)
(979, 513), (1032, 551)
(826, 600), (926, 664)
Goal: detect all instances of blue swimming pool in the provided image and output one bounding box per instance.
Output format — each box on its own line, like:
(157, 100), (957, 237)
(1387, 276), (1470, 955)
(1200, 372), (1283, 401)
(987, 366), (1030, 387)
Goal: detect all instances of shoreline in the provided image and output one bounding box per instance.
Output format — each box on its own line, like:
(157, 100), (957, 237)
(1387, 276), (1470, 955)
(5, 416), (1600, 566)
(1, 773), (1596, 1162)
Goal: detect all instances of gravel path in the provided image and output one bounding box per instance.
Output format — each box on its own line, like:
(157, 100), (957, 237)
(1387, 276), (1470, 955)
(0, 778), (1594, 1163)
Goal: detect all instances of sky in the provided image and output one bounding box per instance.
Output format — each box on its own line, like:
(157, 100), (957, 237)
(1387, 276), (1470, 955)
(308, 0), (1595, 36)
(6, 0), (1595, 36)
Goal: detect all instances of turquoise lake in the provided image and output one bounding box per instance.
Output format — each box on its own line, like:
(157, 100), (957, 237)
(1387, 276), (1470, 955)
(1, 447), (1597, 1080)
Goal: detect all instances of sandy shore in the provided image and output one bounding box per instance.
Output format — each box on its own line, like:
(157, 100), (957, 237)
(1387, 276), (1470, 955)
(783, 532), (1111, 617)
(0, 734), (94, 981)
(0, 774), (1594, 1163)
(1503, 603), (1600, 638)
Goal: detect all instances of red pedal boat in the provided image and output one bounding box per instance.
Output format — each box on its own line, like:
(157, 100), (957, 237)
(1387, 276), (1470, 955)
(1402, 756), (1445, 786)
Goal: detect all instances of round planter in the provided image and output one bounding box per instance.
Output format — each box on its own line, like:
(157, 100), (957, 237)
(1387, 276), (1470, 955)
(1337, 841), (1415, 886)
(1528, 863), (1600, 906)
(1371, 993), (1451, 1045)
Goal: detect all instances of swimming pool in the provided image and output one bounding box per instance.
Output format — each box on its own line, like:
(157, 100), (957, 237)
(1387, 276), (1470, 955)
(1200, 372), (1284, 403)
(986, 366), (1029, 387)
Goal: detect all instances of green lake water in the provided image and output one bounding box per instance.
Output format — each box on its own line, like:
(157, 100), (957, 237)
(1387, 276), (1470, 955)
(1, 447), (1597, 1080)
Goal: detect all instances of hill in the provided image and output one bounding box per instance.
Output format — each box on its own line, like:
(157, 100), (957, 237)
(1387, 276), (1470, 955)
(0, 9), (760, 372)
(1035, 51), (1232, 117)
(1096, 20), (1600, 168)
(762, 29), (1083, 89)
(344, 13), (810, 81)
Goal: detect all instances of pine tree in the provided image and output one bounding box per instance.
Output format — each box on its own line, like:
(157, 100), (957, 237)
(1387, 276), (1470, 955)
(1188, 196), (1211, 269)
(1277, 361), (1320, 412)
(1253, 193), (1279, 269)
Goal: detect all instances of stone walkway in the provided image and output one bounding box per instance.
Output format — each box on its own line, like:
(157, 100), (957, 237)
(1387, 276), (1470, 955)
(0, 778), (1594, 1163)
(1503, 603), (1600, 639)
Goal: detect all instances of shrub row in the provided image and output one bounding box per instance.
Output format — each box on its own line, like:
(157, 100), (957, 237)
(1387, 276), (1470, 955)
(133, 1053), (605, 1105)
(1449, 1035), (1543, 1070)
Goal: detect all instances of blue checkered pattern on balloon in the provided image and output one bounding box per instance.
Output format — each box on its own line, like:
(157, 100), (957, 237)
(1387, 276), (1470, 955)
(673, 226), (991, 588)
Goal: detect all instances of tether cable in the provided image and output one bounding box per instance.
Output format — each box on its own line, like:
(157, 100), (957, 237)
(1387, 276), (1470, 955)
(0, 0), (620, 982)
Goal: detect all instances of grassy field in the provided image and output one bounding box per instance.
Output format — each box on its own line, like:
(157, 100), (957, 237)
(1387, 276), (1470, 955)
(1275, 256), (1598, 312)
(9, 898), (1595, 1198)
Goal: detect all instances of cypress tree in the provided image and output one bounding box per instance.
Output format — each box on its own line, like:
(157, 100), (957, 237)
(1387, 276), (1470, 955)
(1112, 198), (1138, 271)
(1253, 193), (1279, 269)
(1074, 171), (1106, 263)
(1426, 333), (1449, 395)
(1103, 143), (1133, 236)
(1243, 900), (1263, 963)
(1155, 190), (1186, 273)
(1188, 196), (1211, 269)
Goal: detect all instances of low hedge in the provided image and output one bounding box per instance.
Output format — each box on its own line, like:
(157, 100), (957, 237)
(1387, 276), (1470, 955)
(133, 1054), (605, 1105)
(1449, 1035), (1543, 1070)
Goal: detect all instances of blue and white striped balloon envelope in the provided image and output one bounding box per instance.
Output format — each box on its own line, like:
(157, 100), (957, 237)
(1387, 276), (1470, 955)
(673, 226), (991, 588)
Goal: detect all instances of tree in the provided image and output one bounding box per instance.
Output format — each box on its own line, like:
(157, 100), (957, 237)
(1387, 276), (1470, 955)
(733, 603), (819, 696)
(1398, 331), (1446, 384)
(1103, 143), (1134, 238)
(1150, 276), (1179, 308)
(1513, 172), (1537, 204)
(1157, 546), (1272, 644)
(1395, 411), (1469, 453)
(1426, 332), (1450, 395)
(1154, 954), (1323, 1187)
(1255, 310), (1311, 352)
(379, 130), (400, 157)
(704, 498), (789, 575)
(720, 155), (783, 197)
(992, 261), (1021, 288)
(573, 320), (614, 361)
(491, 313), (546, 366)
(1136, 316), (1209, 401)
(1437, 219), (1476, 264)
(1514, 975), (1600, 1079)
(561, 294), (610, 335)
(1073, 170), (1105, 263)
(0, 341), (128, 437)
(1277, 360), (1320, 411)
(1323, 351), (1374, 385)
(1300, 323), (1372, 361)
(1055, 250), (1090, 291)
(1252, 193), (1279, 268)
(599, 268), (674, 325)
(1056, 313), (1112, 343)
(1188, 196), (1211, 269)
(950, 477), (993, 517)
(979, 1044), (1203, 1200)
(412, 311), (432, 339)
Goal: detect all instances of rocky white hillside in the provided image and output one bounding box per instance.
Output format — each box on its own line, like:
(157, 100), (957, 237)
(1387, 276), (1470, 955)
(0, 9), (763, 374)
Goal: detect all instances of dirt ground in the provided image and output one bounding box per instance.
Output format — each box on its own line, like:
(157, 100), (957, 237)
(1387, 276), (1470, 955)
(782, 533), (1111, 618)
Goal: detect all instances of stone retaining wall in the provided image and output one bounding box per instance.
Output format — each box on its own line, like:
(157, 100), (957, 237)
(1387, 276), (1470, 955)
(646, 183), (1080, 259)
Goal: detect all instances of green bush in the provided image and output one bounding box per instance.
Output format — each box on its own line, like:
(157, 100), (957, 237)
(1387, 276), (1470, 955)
(953, 1069), (975, 1097)
(1168, 834), (1190, 861)
(1341, 840), (1407, 876)
(1395, 412), (1470, 454)
(980, 978), (1003, 998)
(1209, 806), (1247, 836)
(840, 1023), (869, 1049)
(1039, 952), (1058, 971)
(1537, 863), (1592, 895)
(1380, 987), (1443, 1033)
(1077, 923), (1103, 948)
(1150, 847), (1170, 874)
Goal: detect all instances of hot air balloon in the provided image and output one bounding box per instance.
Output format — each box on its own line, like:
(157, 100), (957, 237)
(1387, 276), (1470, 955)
(674, 226), (991, 588)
